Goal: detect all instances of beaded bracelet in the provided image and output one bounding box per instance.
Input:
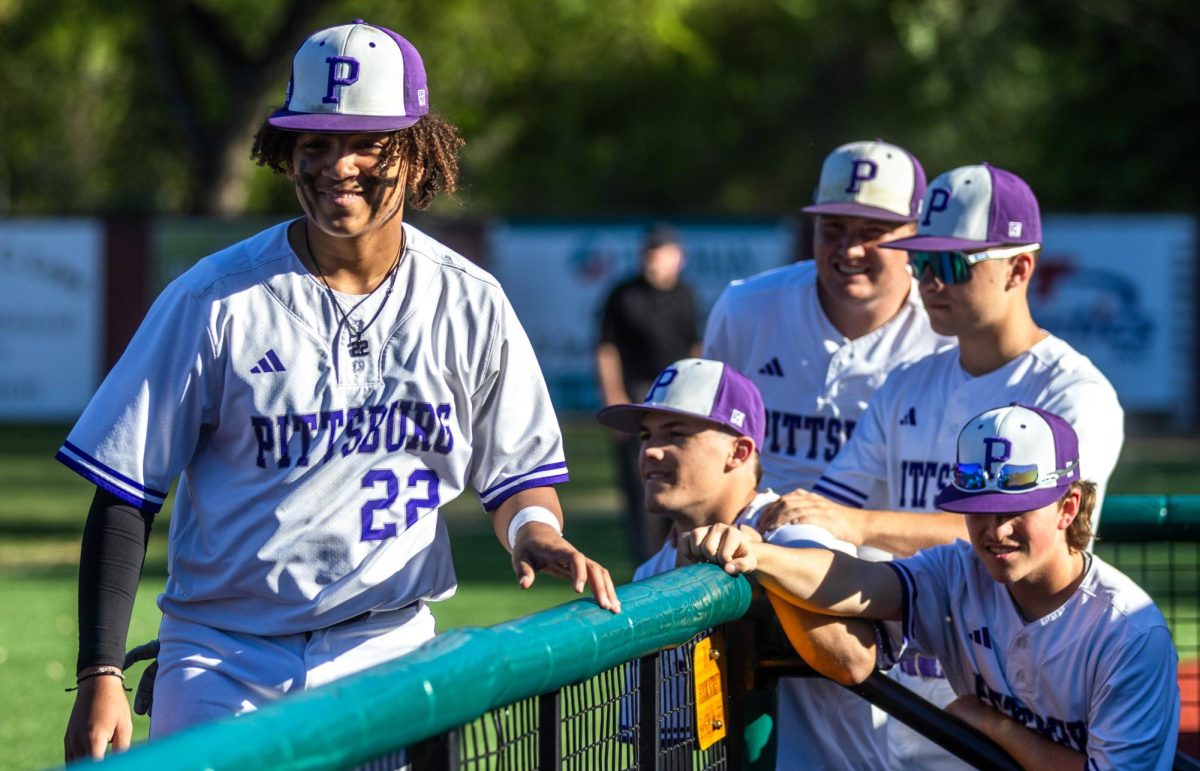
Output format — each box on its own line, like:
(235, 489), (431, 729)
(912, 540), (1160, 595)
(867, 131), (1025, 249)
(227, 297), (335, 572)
(65, 666), (129, 693)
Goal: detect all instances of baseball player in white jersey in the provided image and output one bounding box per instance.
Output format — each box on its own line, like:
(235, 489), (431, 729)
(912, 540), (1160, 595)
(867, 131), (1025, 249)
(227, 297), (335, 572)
(60, 20), (618, 762)
(703, 140), (951, 768)
(763, 163), (1124, 768)
(598, 358), (890, 766)
(681, 404), (1180, 770)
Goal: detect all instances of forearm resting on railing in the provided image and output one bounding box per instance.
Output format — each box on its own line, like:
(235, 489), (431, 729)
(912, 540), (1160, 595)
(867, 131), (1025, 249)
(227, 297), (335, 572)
(751, 543), (902, 621)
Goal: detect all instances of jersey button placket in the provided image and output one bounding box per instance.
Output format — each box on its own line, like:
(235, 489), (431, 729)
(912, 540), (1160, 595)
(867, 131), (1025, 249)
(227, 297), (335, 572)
(1011, 634), (1034, 698)
(355, 352), (380, 385)
(338, 327), (383, 387)
(826, 346), (849, 390)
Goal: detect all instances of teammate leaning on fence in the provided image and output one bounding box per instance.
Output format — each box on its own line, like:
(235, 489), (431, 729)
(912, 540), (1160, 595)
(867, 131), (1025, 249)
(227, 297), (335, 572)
(757, 163), (1124, 768)
(682, 404), (1180, 770)
(59, 19), (617, 762)
(702, 139), (950, 768)
(597, 358), (893, 765)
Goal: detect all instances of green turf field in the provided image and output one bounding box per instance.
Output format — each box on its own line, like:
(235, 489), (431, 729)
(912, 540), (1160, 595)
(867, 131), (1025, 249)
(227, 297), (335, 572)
(2, 422), (1198, 770)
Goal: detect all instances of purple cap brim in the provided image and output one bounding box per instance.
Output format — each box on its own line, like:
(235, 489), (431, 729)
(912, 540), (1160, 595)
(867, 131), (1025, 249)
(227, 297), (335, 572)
(801, 202), (917, 223)
(883, 234), (1015, 252)
(268, 111), (422, 133)
(934, 482), (1066, 514)
(597, 403), (752, 441)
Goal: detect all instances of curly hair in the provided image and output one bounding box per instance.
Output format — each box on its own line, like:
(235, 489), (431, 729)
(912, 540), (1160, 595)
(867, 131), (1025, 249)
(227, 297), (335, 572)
(250, 113), (464, 210)
(1063, 480), (1097, 552)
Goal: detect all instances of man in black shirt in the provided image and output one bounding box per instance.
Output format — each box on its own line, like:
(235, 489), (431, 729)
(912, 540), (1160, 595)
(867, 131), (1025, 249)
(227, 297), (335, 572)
(596, 225), (700, 561)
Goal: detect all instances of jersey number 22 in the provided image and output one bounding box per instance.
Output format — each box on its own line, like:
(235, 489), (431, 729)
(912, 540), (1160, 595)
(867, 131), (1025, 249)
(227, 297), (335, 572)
(360, 468), (440, 541)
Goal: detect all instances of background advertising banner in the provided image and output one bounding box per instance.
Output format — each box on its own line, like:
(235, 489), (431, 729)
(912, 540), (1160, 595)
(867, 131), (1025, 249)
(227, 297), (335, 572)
(0, 220), (104, 420)
(5, 216), (1187, 423)
(1034, 216), (1196, 421)
(489, 221), (796, 411)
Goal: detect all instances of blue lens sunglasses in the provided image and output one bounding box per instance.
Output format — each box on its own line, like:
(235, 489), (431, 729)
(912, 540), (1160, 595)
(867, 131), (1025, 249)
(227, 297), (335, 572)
(909, 244), (1040, 285)
(952, 460), (1076, 494)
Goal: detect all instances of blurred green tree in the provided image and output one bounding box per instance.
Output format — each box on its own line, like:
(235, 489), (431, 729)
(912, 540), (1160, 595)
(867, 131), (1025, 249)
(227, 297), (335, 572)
(0, 0), (1194, 216)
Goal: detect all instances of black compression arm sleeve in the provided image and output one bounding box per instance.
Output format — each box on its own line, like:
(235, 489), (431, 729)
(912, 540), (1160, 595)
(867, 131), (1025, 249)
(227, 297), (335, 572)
(77, 487), (154, 673)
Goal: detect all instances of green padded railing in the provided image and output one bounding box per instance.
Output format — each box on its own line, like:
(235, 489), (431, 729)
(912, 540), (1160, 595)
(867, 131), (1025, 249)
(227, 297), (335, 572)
(87, 563), (752, 770)
(74, 495), (1200, 770)
(1097, 494), (1200, 540)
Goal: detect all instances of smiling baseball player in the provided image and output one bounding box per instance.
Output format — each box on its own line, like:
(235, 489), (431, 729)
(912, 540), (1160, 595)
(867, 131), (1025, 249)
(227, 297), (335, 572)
(60, 20), (617, 761)
(704, 139), (952, 495)
(703, 140), (951, 768)
(681, 404), (1179, 770)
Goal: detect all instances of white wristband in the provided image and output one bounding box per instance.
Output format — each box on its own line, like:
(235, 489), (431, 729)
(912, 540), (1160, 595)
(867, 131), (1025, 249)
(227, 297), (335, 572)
(507, 506), (562, 549)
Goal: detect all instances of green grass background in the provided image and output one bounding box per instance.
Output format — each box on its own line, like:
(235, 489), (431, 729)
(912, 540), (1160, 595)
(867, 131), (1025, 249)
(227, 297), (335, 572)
(2, 422), (1198, 770)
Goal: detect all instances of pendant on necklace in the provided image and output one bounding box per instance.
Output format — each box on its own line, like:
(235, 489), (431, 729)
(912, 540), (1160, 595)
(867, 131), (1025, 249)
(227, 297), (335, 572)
(347, 319), (369, 357)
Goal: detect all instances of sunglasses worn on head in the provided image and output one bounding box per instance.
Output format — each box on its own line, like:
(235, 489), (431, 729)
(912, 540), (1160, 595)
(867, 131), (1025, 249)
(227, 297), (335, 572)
(909, 244), (1040, 285)
(952, 460), (1076, 494)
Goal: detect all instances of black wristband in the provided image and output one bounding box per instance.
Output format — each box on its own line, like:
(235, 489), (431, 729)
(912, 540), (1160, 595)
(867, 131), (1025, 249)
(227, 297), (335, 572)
(77, 487), (154, 673)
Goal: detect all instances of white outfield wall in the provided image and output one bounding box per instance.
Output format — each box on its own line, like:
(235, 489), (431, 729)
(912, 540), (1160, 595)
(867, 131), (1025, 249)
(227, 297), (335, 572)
(1034, 215), (1196, 424)
(487, 220), (798, 411)
(0, 220), (104, 421)
(0, 215), (1195, 423)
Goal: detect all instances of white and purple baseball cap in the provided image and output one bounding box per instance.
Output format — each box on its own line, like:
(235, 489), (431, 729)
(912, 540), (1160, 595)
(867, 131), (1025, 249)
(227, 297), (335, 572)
(936, 403), (1080, 515)
(886, 164), (1041, 252)
(269, 20), (429, 133)
(802, 140), (927, 223)
(597, 359), (765, 448)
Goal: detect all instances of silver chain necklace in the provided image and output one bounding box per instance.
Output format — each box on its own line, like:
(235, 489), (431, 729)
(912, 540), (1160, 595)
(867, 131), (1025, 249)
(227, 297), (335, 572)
(304, 223), (402, 358)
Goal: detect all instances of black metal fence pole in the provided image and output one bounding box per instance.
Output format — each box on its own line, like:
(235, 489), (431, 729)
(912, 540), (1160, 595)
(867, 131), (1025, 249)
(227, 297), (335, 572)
(637, 653), (661, 768)
(537, 689), (562, 770)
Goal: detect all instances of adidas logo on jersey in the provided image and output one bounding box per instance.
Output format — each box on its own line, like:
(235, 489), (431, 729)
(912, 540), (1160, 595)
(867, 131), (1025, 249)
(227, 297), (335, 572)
(250, 349), (287, 374)
(968, 627), (993, 650)
(899, 406), (917, 426)
(758, 357), (784, 377)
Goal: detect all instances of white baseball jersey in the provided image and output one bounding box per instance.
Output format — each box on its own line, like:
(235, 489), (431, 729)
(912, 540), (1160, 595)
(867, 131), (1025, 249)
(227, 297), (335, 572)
(813, 335), (1124, 527)
(634, 493), (893, 771)
(890, 542), (1180, 769)
(702, 261), (952, 495)
(812, 334), (1124, 767)
(702, 261), (949, 768)
(58, 220), (568, 635)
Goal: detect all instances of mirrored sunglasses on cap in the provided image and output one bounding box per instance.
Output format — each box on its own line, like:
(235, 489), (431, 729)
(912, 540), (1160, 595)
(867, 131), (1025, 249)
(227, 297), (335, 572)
(952, 460), (1077, 494)
(909, 244), (1040, 285)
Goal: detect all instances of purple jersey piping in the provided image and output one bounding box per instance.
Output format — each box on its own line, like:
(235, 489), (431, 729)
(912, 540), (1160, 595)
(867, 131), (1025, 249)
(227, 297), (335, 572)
(59, 441), (168, 499)
(885, 561), (917, 643)
(813, 475), (869, 501)
(479, 462), (568, 497)
(811, 485), (863, 508)
(480, 472), (571, 512)
(812, 476), (868, 508)
(55, 451), (165, 513)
